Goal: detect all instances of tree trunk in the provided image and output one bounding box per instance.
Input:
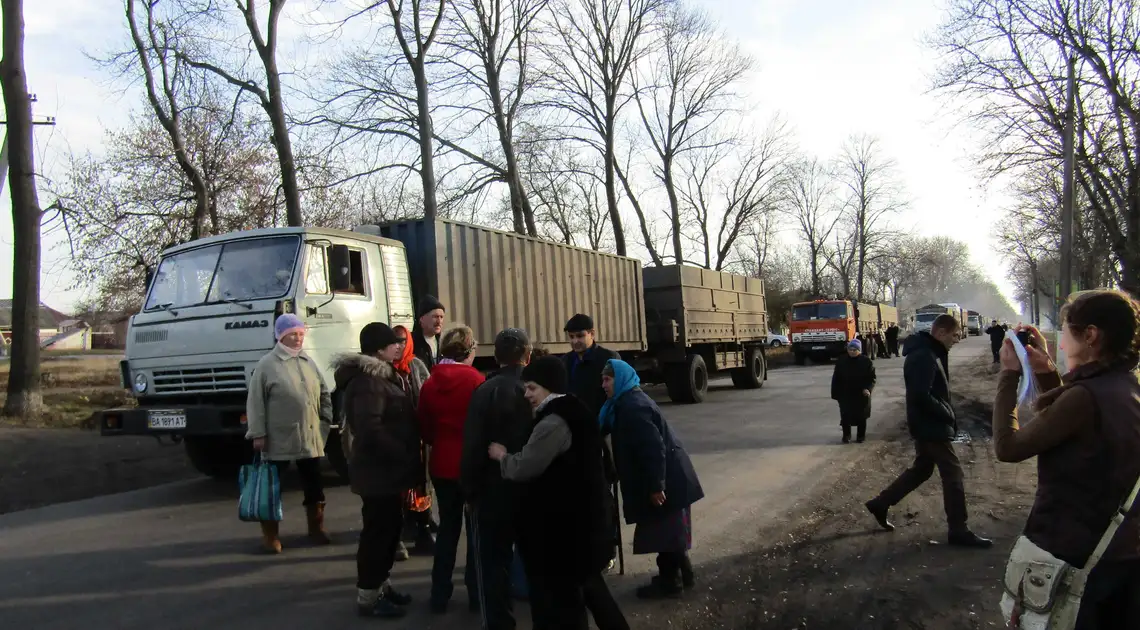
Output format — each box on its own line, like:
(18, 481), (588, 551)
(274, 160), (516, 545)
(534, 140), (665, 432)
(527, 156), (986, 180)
(1, 0), (43, 418)
(261, 43), (301, 227)
(614, 158), (661, 265)
(663, 153), (682, 265)
(603, 106), (625, 255)
(485, 55), (535, 236)
(414, 65), (438, 223)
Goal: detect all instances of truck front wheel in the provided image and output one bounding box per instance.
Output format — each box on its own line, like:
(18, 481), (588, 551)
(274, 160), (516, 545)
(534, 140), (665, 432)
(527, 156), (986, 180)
(184, 435), (250, 480)
(665, 353), (708, 404)
(731, 348), (766, 389)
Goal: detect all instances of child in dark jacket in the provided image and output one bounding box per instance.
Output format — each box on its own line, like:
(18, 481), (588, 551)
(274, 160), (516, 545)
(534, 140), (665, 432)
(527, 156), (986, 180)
(831, 339), (877, 443)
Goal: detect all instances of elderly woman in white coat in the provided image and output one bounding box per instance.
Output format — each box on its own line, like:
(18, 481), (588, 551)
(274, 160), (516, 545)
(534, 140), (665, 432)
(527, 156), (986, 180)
(246, 313), (333, 553)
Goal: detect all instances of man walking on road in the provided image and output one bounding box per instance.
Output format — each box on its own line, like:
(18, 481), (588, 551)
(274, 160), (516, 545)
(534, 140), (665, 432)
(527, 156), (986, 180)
(461, 328), (535, 630)
(985, 319), (1007, 364)
(885, 324), (901, 358)
(864, 314), (992, 549)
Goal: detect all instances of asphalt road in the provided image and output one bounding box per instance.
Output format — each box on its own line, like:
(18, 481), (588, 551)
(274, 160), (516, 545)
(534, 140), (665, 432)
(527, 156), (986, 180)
(0, 338), (991, 630)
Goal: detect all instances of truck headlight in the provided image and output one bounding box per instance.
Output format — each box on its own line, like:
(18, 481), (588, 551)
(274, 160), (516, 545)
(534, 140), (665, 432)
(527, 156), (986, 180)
(133, 373), (148, 394)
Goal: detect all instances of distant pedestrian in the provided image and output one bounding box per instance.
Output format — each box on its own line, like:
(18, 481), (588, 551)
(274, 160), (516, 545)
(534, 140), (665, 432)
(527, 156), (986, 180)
(461, 328), (535, 630)
(992, 292), (1140, 628)
(831, 339), (876, 444)
(418, 326), (486, 614)
(490, 356), (628, 630)
(985, 319), (1007, 364)
(414, 295), (446, 371)
(885, 324), (901, 358)
(332, 322), (421, 618)
(602, 359), (704, 600)
(392, 324), (436, 558)
(865, 314), (992, 548)
(245, 314), (333, 554)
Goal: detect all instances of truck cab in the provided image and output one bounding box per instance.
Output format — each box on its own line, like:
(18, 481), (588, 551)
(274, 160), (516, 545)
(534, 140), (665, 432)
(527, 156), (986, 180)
(98, 227), (415, 479)
(788, 300), (853, 364)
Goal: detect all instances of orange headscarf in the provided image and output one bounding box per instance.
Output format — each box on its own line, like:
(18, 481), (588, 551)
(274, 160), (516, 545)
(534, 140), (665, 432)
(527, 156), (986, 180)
(392, 325), (415, 375)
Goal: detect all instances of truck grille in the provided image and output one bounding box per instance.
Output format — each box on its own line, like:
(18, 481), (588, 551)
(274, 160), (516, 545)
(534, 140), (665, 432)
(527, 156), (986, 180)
(134, 330), (168, 344)
(152, 366), (246, 394)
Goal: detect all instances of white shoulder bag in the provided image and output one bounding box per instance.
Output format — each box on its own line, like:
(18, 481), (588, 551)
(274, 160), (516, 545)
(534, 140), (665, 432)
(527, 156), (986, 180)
(1000, 474), (1140, 629)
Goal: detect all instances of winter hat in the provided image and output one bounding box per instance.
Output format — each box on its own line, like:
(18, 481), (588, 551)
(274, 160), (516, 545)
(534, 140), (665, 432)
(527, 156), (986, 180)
(360, 322), (400, 355)
(274, 314), (305, 341)
(521, 355), (568, 394)
(564, 313), (595, 333)
(417, 294), (445, 319)
(847, 339), (862, 351)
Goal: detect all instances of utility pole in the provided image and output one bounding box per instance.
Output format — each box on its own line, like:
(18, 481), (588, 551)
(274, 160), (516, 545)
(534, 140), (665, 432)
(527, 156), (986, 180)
(0, 93), (58, 194)
(1057, 55), (1077, 368)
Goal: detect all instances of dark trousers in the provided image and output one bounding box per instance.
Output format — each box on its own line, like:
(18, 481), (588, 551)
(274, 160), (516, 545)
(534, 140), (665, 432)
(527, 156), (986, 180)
(656, 551), (692, 585)
(887, 338), (899, 356)
(270, 457), (325, 506)
(872, 440), (968, 531)
(527, 569), (628, 630)
(431, 477), (477, 606)
(839, 406), (867, 442)
(1076, 559), (1140, 629)
(358, 494), (405, 590)
(841, 420), (867, 442)
(471, 501), (516, 630)
(991, 345), (1001, 363)
(583, 573), (629, 630)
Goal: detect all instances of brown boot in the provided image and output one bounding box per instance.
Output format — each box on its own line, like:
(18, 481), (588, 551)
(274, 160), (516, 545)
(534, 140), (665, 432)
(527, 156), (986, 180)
(306, 502), (332, 545)
(260, 521), (283, 554)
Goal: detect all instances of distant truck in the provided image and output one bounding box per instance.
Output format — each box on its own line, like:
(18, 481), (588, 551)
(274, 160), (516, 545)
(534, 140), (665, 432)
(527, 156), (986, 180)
(966, 310), (983, 336)
(788, 299), (897, 364)
(98, 219), (770, 479)
(913, 303), (969, 339)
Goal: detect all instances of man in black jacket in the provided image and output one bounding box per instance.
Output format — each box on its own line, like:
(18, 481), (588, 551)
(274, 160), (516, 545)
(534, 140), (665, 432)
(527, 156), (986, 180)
(413, 295), (446, 372)
(461, 328), (534, 630)
(885, 324), (901, 357)
(864, 314), (992, 548)
(562, 314), (620, 417)
(985, 319), (1007, 364)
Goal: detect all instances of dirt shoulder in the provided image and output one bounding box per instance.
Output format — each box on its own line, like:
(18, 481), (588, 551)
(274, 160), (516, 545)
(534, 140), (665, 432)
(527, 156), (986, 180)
(669, 354), (1035, 630)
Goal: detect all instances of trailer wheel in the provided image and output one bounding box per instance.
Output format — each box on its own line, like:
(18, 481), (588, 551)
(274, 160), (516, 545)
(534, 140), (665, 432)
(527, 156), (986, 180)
(184, 435), (249, 480)
(731, 349), (766, 389)
(325, 427), (350, 482)
(665, 354), (708, 404)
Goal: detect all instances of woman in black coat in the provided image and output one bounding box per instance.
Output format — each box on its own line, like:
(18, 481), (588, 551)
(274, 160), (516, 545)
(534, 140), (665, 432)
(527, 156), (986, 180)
(831, 339), (876, 444)
(600, 359), (704, 600)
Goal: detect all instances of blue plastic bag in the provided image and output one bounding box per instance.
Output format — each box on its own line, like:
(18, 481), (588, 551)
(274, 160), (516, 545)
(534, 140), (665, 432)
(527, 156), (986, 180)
(238, 455), (283, 522)
(510, 545), (528, 600)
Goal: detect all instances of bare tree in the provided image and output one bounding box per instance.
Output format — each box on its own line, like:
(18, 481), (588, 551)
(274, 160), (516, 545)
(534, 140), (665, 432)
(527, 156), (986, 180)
(2, 0), (45, 417)
(441, 0), (547, 234)
(836, 134), (905, 300)
(520, 136), (610, 249)
(781, 157), (839, 295)
(613, 147), (664, 264)
(633, 4), (751, 264)
(174, 0), (303, 226)
(540, 0), (669, 255)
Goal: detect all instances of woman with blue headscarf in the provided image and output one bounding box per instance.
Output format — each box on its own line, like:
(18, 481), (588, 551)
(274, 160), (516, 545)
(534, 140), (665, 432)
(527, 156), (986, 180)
(600, 359), (704, 600)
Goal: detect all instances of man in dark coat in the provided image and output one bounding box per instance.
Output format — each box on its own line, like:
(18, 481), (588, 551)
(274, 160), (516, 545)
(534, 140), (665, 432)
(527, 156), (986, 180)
(865, 314), (992, 549)
(460, 328), (535, 630)
(985, 319), (1007, 364)
(885, 324), (901, 357)
(413, 294), (446, 372)
(562, 314), (621, 417)
(831, 339), (876, 444)
(602, 359), (704, 600)
(489, 356), (628, 630)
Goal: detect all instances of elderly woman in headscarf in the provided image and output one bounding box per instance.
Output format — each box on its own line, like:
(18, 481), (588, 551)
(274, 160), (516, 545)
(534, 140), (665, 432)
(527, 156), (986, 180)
(600, 358), (703, 600)
(391, 324), (437, 558)
(245, 313), (333, 554)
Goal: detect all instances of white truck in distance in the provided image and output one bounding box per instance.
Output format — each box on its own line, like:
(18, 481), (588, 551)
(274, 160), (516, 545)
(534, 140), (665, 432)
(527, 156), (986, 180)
(98, 226), (416, 479)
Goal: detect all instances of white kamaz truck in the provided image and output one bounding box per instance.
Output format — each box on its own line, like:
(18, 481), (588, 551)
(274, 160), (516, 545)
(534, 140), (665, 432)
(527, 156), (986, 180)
(98, 226), (416, 479)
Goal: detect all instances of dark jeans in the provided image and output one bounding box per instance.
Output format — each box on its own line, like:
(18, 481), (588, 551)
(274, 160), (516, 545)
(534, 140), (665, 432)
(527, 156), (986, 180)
(270, 457), (325, 507)
(872, 440), (968, 531)
(526, 568), (627, 630)
(431, 477), (477, 606)
(1076, 559), (1140, 629)
(358, 494), (405, 590)
(991, 345), (1001, 363)
(471, 500), (517, 630)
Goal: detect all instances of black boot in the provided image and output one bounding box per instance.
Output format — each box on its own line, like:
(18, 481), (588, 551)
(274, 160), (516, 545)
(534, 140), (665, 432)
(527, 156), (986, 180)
(637, 554), (683, 600)
(948, 529), (993, 549)
(865, 500), (895, 532)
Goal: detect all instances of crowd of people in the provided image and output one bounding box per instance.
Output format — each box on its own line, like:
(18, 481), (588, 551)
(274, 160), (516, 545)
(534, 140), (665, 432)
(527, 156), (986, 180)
(244, 298), (703, 628)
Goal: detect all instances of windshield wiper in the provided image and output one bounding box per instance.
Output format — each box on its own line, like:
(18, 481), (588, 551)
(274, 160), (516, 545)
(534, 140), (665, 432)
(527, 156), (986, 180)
(154, 302), (180, 317)
(223, 297), (255, 311)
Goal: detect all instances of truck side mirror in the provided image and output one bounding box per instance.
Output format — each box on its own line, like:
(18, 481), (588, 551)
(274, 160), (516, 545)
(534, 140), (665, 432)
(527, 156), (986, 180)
(329, 245), (352, 292)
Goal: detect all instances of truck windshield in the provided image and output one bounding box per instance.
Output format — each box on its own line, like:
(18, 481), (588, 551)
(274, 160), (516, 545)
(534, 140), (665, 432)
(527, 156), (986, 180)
(916, 313), (939, 323)
(792, 303), (849, 321)
(144, 236), (301, 311)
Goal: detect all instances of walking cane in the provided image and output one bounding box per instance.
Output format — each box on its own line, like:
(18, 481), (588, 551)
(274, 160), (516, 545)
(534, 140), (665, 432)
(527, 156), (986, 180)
(613, 481), (625, 575)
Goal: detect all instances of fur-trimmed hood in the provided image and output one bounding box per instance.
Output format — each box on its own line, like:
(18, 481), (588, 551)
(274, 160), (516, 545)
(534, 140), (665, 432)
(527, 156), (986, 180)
(331, 353), (396, 390)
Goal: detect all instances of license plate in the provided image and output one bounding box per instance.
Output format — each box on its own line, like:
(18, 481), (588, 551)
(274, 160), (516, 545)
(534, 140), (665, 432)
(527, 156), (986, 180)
(812, 345), (827, 350)
(148, 409), (187, 430)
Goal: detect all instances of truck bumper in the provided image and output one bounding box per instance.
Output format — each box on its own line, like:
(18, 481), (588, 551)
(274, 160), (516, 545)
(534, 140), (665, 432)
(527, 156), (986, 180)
(792, 341), (846, 356)
(98, 405), (248, 437)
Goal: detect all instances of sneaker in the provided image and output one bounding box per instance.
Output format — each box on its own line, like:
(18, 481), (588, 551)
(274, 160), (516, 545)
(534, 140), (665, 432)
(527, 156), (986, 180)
(359, 596), (407, 619)
(383, 583), (413, 606)
(948, 530), (993, 549)
(865, 500), (895, 532)
(395, 541), (410, 562)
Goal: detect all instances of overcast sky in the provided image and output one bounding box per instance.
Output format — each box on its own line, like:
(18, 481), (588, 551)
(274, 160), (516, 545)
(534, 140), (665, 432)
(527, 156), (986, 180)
(0, 0), (1017, 313)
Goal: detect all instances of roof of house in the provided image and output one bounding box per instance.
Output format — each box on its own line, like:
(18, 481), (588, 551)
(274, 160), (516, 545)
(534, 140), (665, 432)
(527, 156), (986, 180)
(0, 300), (70, 329)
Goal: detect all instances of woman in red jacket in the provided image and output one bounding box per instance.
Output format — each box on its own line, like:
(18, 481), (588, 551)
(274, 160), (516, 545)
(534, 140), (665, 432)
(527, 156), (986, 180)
(418, 326), (486, 614)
